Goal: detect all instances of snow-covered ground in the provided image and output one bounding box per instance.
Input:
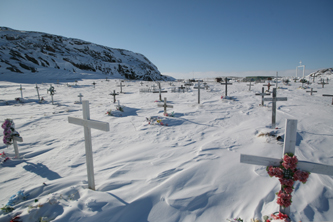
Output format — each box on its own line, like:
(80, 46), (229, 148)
(0, 72), (332, 222)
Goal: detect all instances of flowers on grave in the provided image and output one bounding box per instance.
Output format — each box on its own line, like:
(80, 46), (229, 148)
(263, 211), (290, 222)
(116, 106), (124, 112)
(0, 190), (29, 215)
(0, 151), (10, 163)
(2, 119), (20, 145)
(227, 218), (243, 222)
(146, 117), (168, 126)
(15, 97), (22, 102)
(106, 109), (113, 116)
(163, 111), (174, 117)
(266, 153), (310, 208)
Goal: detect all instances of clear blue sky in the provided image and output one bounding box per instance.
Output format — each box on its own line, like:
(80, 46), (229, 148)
(1, 0), (332, 78)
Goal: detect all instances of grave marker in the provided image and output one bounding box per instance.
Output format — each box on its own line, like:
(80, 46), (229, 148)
(318, 80), (328, 88)
(92, 82), (96, 88)
(35, 84), (40, 101)
(306, 88), (317, 96)
(255, 87), (270, 106)
(193, 81), (205, 104)
(263, 88), (287, 128)
(247, 80), (254, 91)
(106, 77), (109, 82)
(296, 61), (305, 78)
(322, 94), (333, 105)
(68, 101), (110, 190)
(293, 77), (298, 83)
(77, 93), (84, 104)
(17, 84), (25, 99)
(179, 85), (186, 93)
(240, 119), (333, 216)
(12, 136), (23, 158)
(263, 82), (275, 91)
(109, 90), (119, 103)
(117, 81), (124, 93)
(275, 72), (280, 89)
(153, 82), (167, 101)
(220, 77), (232, 98)
(47, 84), (56, 105)
(158, 97), (173, 116)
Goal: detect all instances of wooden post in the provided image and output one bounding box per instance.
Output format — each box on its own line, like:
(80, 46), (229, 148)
(157, 97), (173, 115)
(255, 87), (270, 106)
(322, 94), (333, 105)
(17, 84), (25, 99)
(240, 119), (333, 216)
(263, 88), (287, 128)
(220, 77), (232, 98)
(193, 81), (205, 104)
(68, 101), (110, 190)
(35, 84), (40, 101)
(306, 88), (317, 95)
(109, 90), (119, 103)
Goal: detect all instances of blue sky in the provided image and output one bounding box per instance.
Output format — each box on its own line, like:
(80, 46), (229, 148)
(1, 0), (332, 78)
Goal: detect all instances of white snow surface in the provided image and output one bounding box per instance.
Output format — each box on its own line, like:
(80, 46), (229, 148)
(0, 72), (332, 222)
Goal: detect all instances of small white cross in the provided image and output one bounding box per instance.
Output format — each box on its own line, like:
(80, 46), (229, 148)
(17, 84), (25, 99)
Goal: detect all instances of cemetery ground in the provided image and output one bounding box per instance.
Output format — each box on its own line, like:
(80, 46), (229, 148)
(0, 75), (332, 222)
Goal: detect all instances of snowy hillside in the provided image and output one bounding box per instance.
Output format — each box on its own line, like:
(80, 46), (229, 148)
(0, 72), (332, 222)
(0, 27), (172, 81)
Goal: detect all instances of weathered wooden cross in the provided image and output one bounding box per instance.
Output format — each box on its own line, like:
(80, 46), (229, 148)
(153, 82), (167, 101)
(220, 77), (232, 98)
(109, 90), (119, 103)
(293, 77), (298, 83)
(92, 82), (96, 88)
(68, 100), (110, 190)
(117, 81), (125, 93)
(275, 72), (280, 89)
(47, 84), (56, 105)
(179, 85), (186, 93)
(193, 81), (205, 104)
(306, 88), (317, 96)
(158, 97), (173, 115)
(322, 94), (333, 105)
(263, 82), (275, 91)
(105, 77), (109, 82)
(247, 81), (254, 91)
(240, 119), (333, 216)
(12, 136), (23, 158)
(35, 84), (40, 101)
(255, 87), (270, 106)
(263, 88), (287, 128)
(17, 84), (25, 99)
(78, 93), (84, 104)
(318, 80), (328, 88)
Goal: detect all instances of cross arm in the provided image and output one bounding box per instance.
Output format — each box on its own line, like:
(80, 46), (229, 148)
(322, 94), (333, 97)
(68, 117), (110, 131)
(240, 154), (281, 167)
(13, 136), (23, 142)
(297, 161), (333, 176)
(158, 104), (173, 108)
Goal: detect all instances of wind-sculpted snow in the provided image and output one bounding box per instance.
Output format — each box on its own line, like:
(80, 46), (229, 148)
(0, 27), (172, 81)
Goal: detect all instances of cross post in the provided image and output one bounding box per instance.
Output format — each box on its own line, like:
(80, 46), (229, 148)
(68, 101), (110, 190)
(263, 88), (287, 128)
(263, 82), (275, 92)
(255, 87), (270, 106)
(240, 119), (333, 216)
(78, 93), (84, 104)
(322, 94), (333, 105)
(109, 90), (119, 103)
(35, 84), (40, 101)
(247, 80), (254, 91)
(220, 77), (232, 98)
(179, 85), (186, 93)
(17, 84), (25, 99)
(318, 80), (328, 88)
(47, 84), (55, 105)
(117, 81), (124, 93)
(193, 81), (205, 104)
(306, 88), (317, 96)
(158, 97), (173, 115)
(12, 136), (23, 158)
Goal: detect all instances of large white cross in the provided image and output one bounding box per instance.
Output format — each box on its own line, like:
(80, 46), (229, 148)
(220, 77), (232, 98)
(240, 119), (333, 215)
(264, 88), (287, 128)
(158, 97), (173, 115)
(296, 61), (305, 78)
(68, 101), (110, 190)
(17, 84), (25, 99)
(193, 81), (205, 104)
(12, 136), (23, 158)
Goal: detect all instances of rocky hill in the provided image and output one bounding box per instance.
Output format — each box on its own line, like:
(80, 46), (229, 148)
(0, 27), (172, 81)
(309, 68), (332, 78)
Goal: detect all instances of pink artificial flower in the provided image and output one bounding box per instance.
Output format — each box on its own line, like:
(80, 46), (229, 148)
(282, 155), (298, 170)
(279, 178), (294, 187)
(283, 186), (293, 194)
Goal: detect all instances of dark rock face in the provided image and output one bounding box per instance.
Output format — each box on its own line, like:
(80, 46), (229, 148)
(0, 27), (172, 81)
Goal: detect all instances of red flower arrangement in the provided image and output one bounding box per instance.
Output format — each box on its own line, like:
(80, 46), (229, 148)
(266, 153), (310, 208)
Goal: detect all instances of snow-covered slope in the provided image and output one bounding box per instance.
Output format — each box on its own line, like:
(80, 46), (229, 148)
(0, 27), (172, 81)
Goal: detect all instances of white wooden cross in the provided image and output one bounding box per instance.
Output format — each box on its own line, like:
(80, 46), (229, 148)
(17, 84), (25, 99)
(153, 82), (167, 101)
(247, 80), (254, 91)
(240, 119), (333, 216)
(255, 87), (270, 106)
(117, 81), (124, 93)
(35, 84), (40, 101)
(306, 88), (317, 96)
(109, 90), (119, 103)
(263, 82), (275, 91)
(296, 61), (305, 78)
(322, 94), (333, 105)
(78, 93), (84, 104)
(47, 84), (56, 105)
(193, 81), (205, 104)
(12, 136), (23, 158)
(263, 88), (287, 128)
(220, 77), (232, 97)
(68, 100), (110, 190)
(158, 97), (173, 115)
